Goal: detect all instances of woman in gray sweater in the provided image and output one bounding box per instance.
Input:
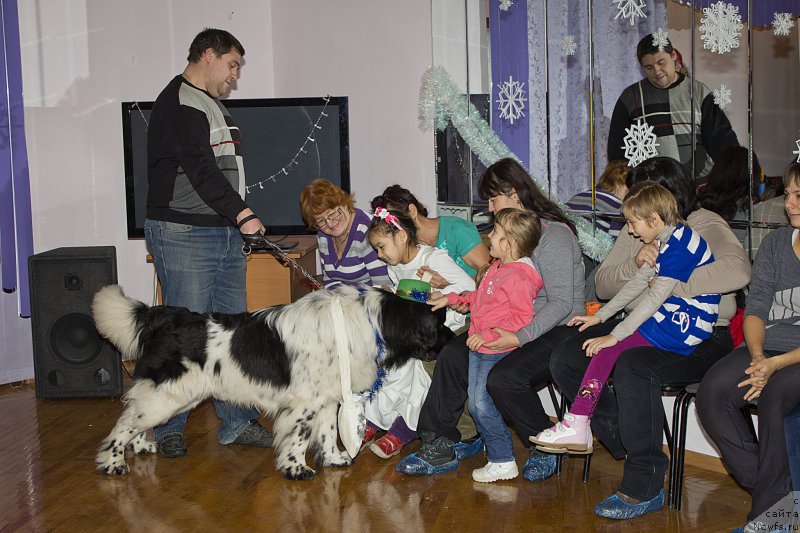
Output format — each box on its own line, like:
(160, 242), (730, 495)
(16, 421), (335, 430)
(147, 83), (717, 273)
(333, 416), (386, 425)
(697, 162), (800, 531)
(395, 158), (586, 480)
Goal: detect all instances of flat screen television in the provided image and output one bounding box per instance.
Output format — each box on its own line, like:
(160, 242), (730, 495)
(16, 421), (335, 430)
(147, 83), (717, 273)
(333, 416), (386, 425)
(121, 96), (350, 238)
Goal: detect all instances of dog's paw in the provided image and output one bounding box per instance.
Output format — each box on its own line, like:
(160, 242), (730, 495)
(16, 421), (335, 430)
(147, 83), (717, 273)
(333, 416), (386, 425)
(322, 451), (353, 468)
(284, 465), (316, 481)
(97, 461), (131, 476)
(127, 433), (157, 455)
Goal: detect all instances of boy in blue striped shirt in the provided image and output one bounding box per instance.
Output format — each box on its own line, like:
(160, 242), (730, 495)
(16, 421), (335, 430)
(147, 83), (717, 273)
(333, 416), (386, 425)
(531, 181), (720, 453)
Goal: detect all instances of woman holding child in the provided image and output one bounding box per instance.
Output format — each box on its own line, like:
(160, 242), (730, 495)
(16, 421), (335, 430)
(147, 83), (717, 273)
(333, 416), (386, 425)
(396, 158), (586, 482)
(548, 156), (751, 519)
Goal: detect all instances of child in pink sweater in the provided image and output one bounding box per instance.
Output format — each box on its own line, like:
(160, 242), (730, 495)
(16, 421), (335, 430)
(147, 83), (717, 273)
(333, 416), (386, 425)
(429, 208), (543, 483)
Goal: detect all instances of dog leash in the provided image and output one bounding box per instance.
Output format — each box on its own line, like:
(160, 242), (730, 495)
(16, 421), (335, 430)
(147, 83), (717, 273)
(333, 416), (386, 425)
(241, 233), (323, 290)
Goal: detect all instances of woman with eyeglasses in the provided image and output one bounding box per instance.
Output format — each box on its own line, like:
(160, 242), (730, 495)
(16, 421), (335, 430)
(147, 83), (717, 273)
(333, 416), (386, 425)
(300, 178), (390, 289)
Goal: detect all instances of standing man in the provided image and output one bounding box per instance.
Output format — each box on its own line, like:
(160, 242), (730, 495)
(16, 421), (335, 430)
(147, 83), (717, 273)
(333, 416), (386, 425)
(144, 28), (272, 457)
(608, 33), (740, 183)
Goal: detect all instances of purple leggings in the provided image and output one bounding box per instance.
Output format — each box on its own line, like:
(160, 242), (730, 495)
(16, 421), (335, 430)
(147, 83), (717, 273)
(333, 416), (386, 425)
(366, 417), (416, 444)
(570, 331), (653, 417)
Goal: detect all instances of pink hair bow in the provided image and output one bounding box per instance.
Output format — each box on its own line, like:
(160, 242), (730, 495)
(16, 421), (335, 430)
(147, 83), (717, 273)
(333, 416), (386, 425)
(373, 206), (404, 231)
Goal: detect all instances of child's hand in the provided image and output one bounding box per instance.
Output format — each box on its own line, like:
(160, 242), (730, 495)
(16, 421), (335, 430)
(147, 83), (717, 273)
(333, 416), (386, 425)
(466, 333), (485, 351)
(449, 295), (470, 314)
(635, 242), (659, 268)
(582, 334), (618, 357)
(568, 314), (602, 331)
(427, 294), (450, 312)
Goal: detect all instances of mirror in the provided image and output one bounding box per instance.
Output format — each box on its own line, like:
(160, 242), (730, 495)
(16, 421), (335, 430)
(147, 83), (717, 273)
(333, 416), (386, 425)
(431, 0), (798, 260)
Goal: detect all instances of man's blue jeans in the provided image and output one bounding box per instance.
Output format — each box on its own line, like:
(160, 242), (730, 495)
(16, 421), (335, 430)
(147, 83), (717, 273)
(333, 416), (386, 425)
(468, 350), (514, 463)
(145, 219), (258, 444)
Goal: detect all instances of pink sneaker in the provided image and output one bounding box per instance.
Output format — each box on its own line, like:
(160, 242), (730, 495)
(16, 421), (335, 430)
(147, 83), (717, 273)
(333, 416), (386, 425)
(529, 413), (593, 454)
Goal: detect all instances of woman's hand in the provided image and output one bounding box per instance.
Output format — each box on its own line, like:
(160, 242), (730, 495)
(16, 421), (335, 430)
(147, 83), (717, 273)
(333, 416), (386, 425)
(427, 293), (450, 312)
(482, 327), (521, 351)
(466, 333), (486, 351)
(635, 242), (659, 268)
(582, 335), (618, 357)
(739, 356), (781, 401)
(418, 266), (450, 289)
(749, 351), (766, 367)
(568, 314), (602, 332)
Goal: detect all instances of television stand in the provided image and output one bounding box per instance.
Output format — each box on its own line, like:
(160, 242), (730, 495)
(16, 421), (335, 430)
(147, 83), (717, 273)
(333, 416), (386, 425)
(146, 235), (318, 310)
(244, 235), (318, 309)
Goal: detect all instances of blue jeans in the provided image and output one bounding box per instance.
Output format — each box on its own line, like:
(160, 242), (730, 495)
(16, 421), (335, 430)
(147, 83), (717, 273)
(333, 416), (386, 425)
(468, 350), (514, 463)
(145, 219), (258, 444)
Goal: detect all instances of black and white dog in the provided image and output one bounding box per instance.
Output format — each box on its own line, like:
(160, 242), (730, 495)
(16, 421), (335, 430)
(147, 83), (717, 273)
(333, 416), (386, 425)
(93, 284), (451, 480)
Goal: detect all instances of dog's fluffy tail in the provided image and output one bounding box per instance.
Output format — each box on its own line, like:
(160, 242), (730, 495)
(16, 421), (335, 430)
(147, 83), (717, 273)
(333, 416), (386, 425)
(92, 285), (147, 359)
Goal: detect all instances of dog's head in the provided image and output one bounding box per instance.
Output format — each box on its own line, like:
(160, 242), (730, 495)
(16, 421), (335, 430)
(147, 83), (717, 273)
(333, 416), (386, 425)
(366, 288), (454, 369)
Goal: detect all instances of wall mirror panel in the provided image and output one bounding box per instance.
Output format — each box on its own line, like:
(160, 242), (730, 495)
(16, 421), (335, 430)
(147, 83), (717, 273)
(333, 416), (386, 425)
(431, 0), (799, 260)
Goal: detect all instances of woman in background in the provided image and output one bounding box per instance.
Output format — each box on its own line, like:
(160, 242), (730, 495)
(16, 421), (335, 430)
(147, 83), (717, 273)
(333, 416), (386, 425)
(299, 178), (389, 289)
(373, 185), (490, 288)
(696, 146), (762, 249)
(566, 160), (630, 239)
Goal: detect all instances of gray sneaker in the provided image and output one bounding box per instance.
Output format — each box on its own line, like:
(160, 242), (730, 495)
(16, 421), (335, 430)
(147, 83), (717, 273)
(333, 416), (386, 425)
(395, 436), (459, 476)
(230, 420), (274, 448)
(157, 433), (188, 458)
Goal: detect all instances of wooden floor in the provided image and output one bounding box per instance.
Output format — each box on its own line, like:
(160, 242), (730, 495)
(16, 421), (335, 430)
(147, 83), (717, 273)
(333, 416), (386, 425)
(0, 376), (750, 533)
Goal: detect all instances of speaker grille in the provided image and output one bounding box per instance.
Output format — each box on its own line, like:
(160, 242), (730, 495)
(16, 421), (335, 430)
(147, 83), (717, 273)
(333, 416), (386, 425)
(29, 246), (122, 398)
(49, 313), (104, 365)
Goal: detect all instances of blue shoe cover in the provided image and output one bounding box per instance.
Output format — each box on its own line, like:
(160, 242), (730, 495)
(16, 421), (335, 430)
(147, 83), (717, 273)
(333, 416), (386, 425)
(522, 450), (557, 482)
(395, 452), (459, 476)
(454, 436), (485, 460)
(594, 490), (664, 520)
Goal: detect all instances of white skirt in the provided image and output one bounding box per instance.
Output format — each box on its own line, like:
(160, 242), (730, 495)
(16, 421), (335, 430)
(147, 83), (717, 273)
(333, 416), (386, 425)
(361, 359), (431, 431)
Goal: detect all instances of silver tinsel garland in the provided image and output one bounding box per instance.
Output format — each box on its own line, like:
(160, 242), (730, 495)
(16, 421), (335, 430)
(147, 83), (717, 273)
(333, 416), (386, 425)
(419, 66), (613, 262)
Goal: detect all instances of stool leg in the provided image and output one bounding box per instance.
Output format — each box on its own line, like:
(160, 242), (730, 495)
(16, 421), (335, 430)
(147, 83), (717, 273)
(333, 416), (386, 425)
(582, 452), (592, 483)
(674, 393), (695, 511)
(664, 410), (674, 456)
(546, 383), (566, 476)
(668, 389), (686, 509)
(744, 406), (758, 442)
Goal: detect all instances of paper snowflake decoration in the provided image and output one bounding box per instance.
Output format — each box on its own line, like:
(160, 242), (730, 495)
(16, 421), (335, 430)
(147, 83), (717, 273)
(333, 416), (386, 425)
(794, 135), (800, 163)
(622, 118), (659, 167)
(499, 0), (514, 11)
(652, 28), (670, 51)
(497, 75), (527, 125)
(613, 0), (647, 26)
(561, 35), (577, 56)
(712, 84), (732, 109)
(773, 12), (795, 37)
(700, 1), (743, 54)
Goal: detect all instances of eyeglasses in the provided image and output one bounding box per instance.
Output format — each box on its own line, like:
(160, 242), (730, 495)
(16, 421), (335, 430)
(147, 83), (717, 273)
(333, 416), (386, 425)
(315, 207), (344, 229)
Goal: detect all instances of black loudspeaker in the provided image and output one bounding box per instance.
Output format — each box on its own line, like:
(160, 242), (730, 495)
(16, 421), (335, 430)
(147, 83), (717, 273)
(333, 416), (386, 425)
(28, 246), (122, 398)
